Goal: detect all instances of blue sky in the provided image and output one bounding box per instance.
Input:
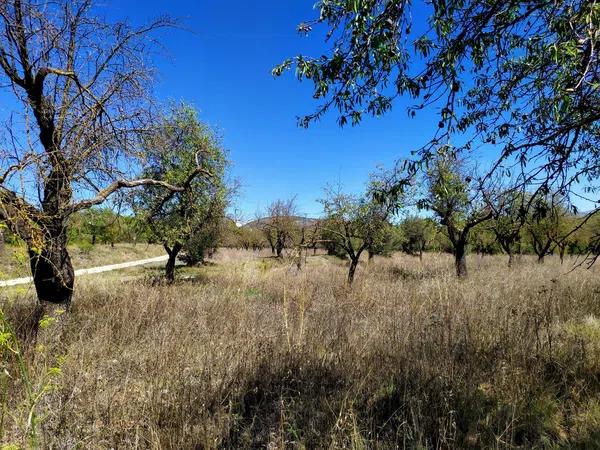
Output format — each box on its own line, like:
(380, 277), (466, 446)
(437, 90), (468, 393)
(108, 0), (441, 221)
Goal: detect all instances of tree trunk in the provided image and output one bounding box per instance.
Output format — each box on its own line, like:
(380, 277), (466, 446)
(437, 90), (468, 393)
(91, 233), (96, 245)
(507, 251), (514, 268)
(455, 239), (468, 278)
(30, 223), (75, 305)
(270, 244), (276, 255)
(348, 257), (359, 286)
(276, 242), (284, 258)
(296, 247), (303, 270)
(0, 228), (4, 255)
(537, 254), (545, 264)
(559, 246), (565, 264)
(368, 250), (374, 261)
(165, 243), (182, 283)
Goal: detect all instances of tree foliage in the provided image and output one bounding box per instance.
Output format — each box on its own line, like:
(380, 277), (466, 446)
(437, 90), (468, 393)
(258, 198), (300, 257)
(277, 0), (600, 208)
(133, 104), (228, 281)
(421, 153), (491, 276)
(399, 216), (435, 258)
(320, 186), (392, 284)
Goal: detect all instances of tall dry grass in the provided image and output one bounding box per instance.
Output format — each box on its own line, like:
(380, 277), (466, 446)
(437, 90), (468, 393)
(2, 250), (600, 448)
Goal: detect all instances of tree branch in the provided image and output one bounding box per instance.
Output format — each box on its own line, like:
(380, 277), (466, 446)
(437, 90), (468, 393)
(67, 167), (212, 214)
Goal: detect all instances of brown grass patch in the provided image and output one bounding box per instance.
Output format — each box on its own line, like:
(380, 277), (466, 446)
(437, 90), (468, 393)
(2, 251), (600, 448)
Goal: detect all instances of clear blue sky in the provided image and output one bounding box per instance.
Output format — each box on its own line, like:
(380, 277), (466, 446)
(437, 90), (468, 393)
(107, 0), (441, 221)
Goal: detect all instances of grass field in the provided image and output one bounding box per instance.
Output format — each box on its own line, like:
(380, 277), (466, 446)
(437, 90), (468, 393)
(0, 243), (164, 280)
(2, 250), (600, 448)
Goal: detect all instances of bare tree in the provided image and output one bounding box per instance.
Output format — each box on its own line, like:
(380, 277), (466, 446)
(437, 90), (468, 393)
(0, 1), (192, 306)
(525, 196), (568, 264)
(258, 198), (299, 258)
(484, 185), (528, 268)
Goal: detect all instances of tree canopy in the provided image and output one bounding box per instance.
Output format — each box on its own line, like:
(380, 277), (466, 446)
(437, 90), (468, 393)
(276, 0), (600, 205)
(133, 104), (229, 281)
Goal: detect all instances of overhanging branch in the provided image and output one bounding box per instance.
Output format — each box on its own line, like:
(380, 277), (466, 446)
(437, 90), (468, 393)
(67, 167), (213, 215)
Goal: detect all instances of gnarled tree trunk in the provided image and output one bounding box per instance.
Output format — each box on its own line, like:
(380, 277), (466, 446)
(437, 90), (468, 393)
(558, 245), (566, 264)
(455, 237), (468, 278)
(164, 242), (183, 283)
(276, 240), (284, 258)
(348, 256), (359, 286)
(30, 224), (75, 305)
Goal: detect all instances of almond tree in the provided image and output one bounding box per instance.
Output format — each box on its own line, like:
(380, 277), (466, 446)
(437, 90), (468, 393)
(525, 196), (568, 264)
(487, 190), (528, 267)
(422, 153), (491, 278)
(399, 216), (435, 261)
(0, 1), (193, 306)
(259, 198), (299, 258)
(133, 105), (228, 283)
(320, 187), (392, 285)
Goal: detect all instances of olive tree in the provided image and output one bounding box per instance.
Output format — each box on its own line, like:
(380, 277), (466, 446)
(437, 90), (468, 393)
(133, 105), (228, 283)
(0, 0), (189, 306)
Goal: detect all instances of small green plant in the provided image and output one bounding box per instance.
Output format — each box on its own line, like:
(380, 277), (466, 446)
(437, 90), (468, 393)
(10, 246), (29, 267)
(258, 259), (272, 273)
(0, 309), (63, 447)
(77, 240), (94, 256)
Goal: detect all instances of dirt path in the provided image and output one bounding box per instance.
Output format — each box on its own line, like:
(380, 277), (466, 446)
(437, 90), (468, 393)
(0, 255), (169, 287)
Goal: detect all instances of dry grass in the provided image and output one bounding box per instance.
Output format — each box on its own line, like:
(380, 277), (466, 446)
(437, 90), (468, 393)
(2, 250), (600, 448)
(0, 244), (164, 280)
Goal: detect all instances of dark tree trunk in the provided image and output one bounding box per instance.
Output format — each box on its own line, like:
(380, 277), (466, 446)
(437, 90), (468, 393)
(368, 250), (374, 261)
(276, 241), (284, 258)
(559, 245), (566, 264)
(91, 233), (96, 245)
(348, 257), (359, 286)
(30, 221), (75, 305)
(498, 238), (514, 268)
(270, 244), (276, 255)
(164, 242), (182, 283)
(0, 229), (4, 255)
(455, 238), (468, 278)
(533, 237), (552, 264)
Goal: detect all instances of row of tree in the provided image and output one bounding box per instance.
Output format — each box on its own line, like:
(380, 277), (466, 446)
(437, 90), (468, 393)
(268, 0), (600, 281)
(217, 153), (599, 285)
